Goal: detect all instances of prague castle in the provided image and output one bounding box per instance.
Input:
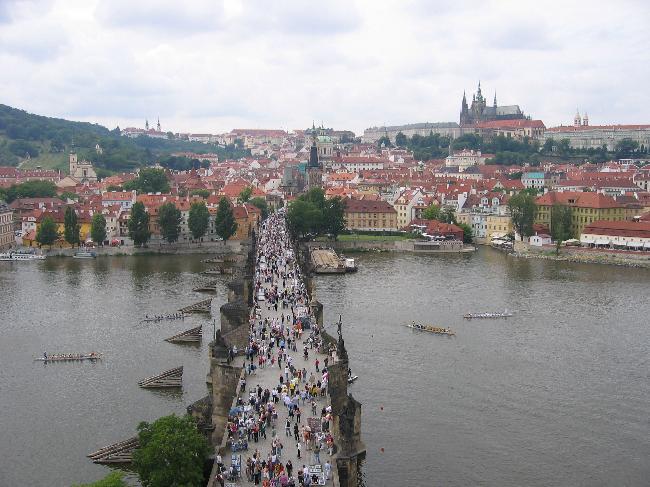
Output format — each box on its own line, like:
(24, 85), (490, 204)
(460, 81), (525, 126)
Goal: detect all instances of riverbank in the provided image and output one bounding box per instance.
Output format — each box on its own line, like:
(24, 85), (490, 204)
(33, 240), (244, 257)
(512, 241), (650, 268)
(307, 240), (475, 253)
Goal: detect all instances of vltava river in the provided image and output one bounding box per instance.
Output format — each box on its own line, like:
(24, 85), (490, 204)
(0, 249), (648, 486)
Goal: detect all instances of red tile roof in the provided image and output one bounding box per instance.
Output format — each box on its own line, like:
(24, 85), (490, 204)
(344, 198), (396, 214)
(583, 220), (650, 238)
(536, 191), (622, 209)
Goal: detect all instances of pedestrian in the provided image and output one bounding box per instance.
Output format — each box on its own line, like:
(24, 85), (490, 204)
(296, 442), (301, 459)
(313, 442), (320, 464)
(324, 460), (331, 480)
(285, 418), (291, 437)
(293, 422), (299, 441)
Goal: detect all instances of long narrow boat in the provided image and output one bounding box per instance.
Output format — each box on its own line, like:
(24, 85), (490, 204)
(405, 324), (455, 336)
(463, 310), (513, 319)
(35, 353), (102, 362)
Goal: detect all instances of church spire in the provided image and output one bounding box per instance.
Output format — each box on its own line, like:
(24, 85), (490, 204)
(156, 117), (161, 132)
(493, 92), (497, 107)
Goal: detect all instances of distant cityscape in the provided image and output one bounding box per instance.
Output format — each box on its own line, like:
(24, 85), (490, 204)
(1, 81), (650, 261)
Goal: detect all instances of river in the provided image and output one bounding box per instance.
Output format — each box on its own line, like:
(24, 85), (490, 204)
(0, 249), (648, 486)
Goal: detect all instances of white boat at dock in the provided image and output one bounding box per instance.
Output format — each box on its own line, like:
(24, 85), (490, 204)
(463, 310), (513, 319)
(73, 251), (97, 259)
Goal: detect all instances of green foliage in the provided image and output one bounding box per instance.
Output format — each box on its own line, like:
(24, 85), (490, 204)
(452, 133), (482, 151)
(91, 213), (107, 244)
(64, 206), (80, 247)
(72, 471), (128, 487)
(249, 196), (269, 220)
(422, 204), (441, 221)
(0, 104), (250, 172)
(457, 222), (474, 243)
(323, 196), (347, 240)
(377, 135), (393, 148)
(394, 131), (407, 147)
(439, 207), (457, 224)
(128, 201), (151, 247)
(59, 191), (79, 201)
(615, 138), (640, 159)
(190, 189), (210, 198)
(123, 168), (170, 194)
(508, 192), (537, 239)
(8, 139), (39, 158)
(132, 414), (209, 487)
(238, 186), (253, 203)
(106, 185), (122, 192)
(286, 189), (345, 240)
(1, 180), (57, 203)
(551, 203), (573, 253)
(407, 132), (451, 160)
(158, 202), (182, 243)
(215, 197), (237, 241)
(188, 201), (210, 240)
(36, 215), (59, 247)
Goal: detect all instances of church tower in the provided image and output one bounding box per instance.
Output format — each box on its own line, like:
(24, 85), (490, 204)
(582, 113), (589, 126)
(145, 119), (149, 131)
(460, 91), (469, 125)
(69, 150), (78, 176)
(306, 134), (322, 190)
(157, 117), (161, 132)
(574, 109), (582, 127)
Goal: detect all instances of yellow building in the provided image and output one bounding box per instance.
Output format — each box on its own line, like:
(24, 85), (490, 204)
(486, 214), (513, 237)
(535, 191), (626, 238)
(344, 198), (398, 231)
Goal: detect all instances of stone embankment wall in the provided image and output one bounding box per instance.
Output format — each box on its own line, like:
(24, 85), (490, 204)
(513, 241), (650, 268)
(40, 240), (244, 257)
(306, 240), (472, 253)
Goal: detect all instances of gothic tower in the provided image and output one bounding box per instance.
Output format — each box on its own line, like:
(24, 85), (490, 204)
(306, 134), (322, 190)
(156, 117), (161, 132)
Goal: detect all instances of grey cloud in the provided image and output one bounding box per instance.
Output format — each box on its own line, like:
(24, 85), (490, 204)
(95, 0), (225, 34)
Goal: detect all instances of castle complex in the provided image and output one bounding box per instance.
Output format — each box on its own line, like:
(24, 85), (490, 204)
(459, 81), (525, 126)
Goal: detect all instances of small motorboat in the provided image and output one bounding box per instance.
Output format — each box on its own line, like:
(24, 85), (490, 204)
(348, 375), (359, 384)
(73, 251), (97, 259)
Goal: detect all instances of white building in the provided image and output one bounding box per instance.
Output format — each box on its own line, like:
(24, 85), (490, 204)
(445, 149), (485, 171)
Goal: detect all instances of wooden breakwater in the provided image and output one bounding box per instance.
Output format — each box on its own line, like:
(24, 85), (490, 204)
(165, 326), (202, 343)
(138, 366), (183, 388)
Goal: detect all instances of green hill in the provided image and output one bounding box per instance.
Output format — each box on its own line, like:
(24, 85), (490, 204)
(0, 104), (249, 174)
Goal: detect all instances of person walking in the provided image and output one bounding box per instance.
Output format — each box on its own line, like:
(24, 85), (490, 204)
(285, 418), (291, 437)
(313, 442), (321, 465)
(296, 441), (301, 459)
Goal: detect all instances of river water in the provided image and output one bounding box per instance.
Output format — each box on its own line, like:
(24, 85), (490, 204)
(0, 249), (648, 486)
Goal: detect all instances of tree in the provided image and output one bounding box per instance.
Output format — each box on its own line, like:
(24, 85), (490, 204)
(72, 472), (128, 487)
(123, 168), (170, 193)
(615, 138), (639, 159)
(395, 131), (407, 147)
(377, 135), (393, 148)
(158, 202), (182, 244)
(91, 213), (107, 245)
(249, 196), (269, 220)
(457, 222), (474, 244)
(323, 196), (346, 240)
(188, 201), (209, 240)
(439, 207), (457, 224)
(422, 204), (441, 221)
(508, 192), (537, 240)
(238, 186), (253, 204)
(36, 216), (59, 247)
(286, 199), (318, 238)
(128, 201), (151, 247)
(132, 414), (209, 487)
(64, 206), (81, 247)
(215, 197), (237, 241)
(550, 203), (573, 255)
(59, 191), (79, 201)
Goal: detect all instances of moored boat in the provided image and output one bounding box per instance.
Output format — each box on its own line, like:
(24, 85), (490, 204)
(73, 251), (97, 259)
(35, 352), (102, 362)
(405, 324), (455, 336)
(0, 251), (46, 261)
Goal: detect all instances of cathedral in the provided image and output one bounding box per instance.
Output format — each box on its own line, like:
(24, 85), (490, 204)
(460, 81), (525, 126)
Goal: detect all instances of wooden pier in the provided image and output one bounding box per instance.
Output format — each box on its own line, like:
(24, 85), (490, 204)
(202, 267), (234, 275)
(138, 366), (183, 388)
(87, 437), (139, 464)
(179, 299), (212, 314)
(165, 325), (202, 343)
(311, 248), (345, 274)
(193, 281), (219, 293)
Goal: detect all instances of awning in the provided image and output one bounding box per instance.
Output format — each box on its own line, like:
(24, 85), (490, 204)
(644, 242), (650, 248)
(626, 241), (640, 248)
(580, 236), (595, 244)
(595, 238), (610, 245)
(490, 232), (507, 239)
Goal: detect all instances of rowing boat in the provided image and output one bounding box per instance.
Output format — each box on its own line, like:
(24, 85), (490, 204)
(405, 324), (455, 336)
(463, 310), (513, 319)
(348, 375), (359, 384)
(35, 353), (102, 362)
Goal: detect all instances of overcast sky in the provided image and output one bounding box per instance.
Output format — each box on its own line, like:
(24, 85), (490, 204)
(1, 0), (648, 135)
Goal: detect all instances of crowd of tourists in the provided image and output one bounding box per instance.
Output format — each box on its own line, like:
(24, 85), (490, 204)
(215, 213), (338, 487)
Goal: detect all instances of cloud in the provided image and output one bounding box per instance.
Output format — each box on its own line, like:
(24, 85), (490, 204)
(95, 0), (225, 34)
(1, 0), (649, 134)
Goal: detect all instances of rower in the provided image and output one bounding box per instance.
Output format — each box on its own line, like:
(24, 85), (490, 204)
(43, 351), (47, 360)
